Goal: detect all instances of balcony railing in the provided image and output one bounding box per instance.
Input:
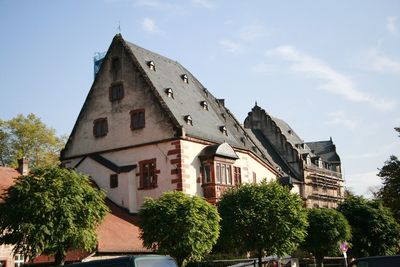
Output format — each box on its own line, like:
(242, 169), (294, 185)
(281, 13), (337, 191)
(305, 164), (343, 179)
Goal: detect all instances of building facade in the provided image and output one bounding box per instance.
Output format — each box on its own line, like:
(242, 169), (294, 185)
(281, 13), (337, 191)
(244, 104), (345, 208)
(61, 34), (282, 213)
(61, 34), (344, 212)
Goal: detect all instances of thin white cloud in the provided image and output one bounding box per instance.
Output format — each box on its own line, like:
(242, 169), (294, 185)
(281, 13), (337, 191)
(267, 45), (396, 111)
(135, 0), (181, 10)
(192, 0), (215, 9)
(219, 39), (242, 53)
(141, 17), (159, 33)
(251, 63), (276, 74)
(362, 47), (400, 74)
(238, 23), (269, 42)
(386, 16), (398, 35)
(324, 111), (358, 131)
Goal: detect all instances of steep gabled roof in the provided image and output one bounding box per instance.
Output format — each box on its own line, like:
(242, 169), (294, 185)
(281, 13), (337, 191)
(119, 35), (279, 171)
(306, 140), (340, 163)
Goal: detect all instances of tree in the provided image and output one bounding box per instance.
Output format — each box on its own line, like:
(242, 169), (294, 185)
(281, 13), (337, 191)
(0, 166), (109, 265)
(218, 181), (308, 267)
(0, 114), (66, 167)
(337, 196), (400, 258)
(301, 208), (351, 267)
(139, 191), (220, 267)
(376, 156), (400, 223)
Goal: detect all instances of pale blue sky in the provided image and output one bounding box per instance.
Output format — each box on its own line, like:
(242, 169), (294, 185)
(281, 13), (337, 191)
(1, 0), (399, 196)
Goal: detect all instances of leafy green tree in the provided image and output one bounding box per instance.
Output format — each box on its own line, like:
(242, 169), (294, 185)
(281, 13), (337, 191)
(301, 208), (351, 267)
(376, 155), (400, 223)
(218, 181), (308, 267)
(0, 166), (109, 265)
(139, 191), (220, 267)
(0, 114), (66, 167)
(338, 196), (400, 257)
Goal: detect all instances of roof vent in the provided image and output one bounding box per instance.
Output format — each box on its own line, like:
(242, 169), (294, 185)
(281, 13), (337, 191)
(240, 136), (246, 144)
(200, 101), (208, 110)
(184, 115), (193, 126)
(203, 88), (209, 97)
(221, 113), (227, 121)
(181, 74), (189, 83)
(220, 126), (228, 136)
(288, 129), (293, 135)
(165, 88), (174, 98)
(147, 61), (156, 71)
(216, 99), (225, 107)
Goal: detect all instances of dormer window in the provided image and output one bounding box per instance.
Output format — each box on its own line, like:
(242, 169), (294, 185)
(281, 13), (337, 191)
(220, 125), (228, 136)
(165, 88), (174, 98)
(184, 115), (193, 126)
(288, 129), (293, 135)
(203, 88), (209, 97)
(200, 101), (208, 110)
(181, 74), (188, 83)
(147, 61), (156, 71)
(221, 113), (227, 121)
(240, 137), (246, 145)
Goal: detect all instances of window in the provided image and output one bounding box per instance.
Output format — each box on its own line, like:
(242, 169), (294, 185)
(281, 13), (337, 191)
(200, 101), (208, 110)
(184, 115), (193, 126)
(234, 167), (241, 185)
(181, 74), (188, 83)
(109, 83), (124, 101)
(110, 174), (118, 188)
(253, 172), (257, 184)
(131, 109), (145, 130)
(203, 88), (209, 97)
(220, 125), (228, 136)
(216, 163), (221, 183)
(111, 57), (121, 81)
(93, 118), (108, 137)
(14, 254), (24, 267)
(165, 88), (174, 98)
(215, 163), (234, 185)
(147, 60), (156, 71)
(139, 159), (157, 189)
(227, 165), (232, 185)
(201, 165), (211, 184)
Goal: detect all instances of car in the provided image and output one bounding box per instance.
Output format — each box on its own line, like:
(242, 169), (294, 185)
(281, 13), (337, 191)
(350, 255), (400, 267)
(69, 255), (178, 267)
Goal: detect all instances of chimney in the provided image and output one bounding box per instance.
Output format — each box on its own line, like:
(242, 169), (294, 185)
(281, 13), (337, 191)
(17, 158), (29, 175)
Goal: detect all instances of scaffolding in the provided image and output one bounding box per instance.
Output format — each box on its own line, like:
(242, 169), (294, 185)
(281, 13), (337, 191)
(93, 51), (106, 78)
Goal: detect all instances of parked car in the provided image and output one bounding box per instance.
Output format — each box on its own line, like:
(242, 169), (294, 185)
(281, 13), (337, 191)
(350, 255), (400, 267)
(69, 255), (178, 267)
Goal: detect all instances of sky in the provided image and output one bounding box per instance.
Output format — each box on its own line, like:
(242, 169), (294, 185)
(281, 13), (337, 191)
(1, 0), (399, 196)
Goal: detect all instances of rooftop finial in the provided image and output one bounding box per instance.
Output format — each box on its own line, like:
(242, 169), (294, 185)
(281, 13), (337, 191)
(255, 101), (258, 106)
(118, 21), (121, 33)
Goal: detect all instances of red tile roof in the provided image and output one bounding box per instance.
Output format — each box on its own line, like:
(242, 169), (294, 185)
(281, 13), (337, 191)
(97, 199), (149, 253)
(0, 167), (20, 200)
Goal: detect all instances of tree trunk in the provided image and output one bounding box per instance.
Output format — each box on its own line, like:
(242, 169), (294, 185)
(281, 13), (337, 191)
(257, 248), (263, 267)
(316, 256), (323, 267)
(54, 250), (66, 266)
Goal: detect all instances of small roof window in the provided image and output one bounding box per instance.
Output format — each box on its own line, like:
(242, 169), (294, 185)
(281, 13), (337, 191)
(221, 113), (227, 121)
(181, 74), (188, 83)
(184, 115), (193, 126)
(203, 88), (209, 97)
(220, 125), (228, 136)
(165, 88), (174, 98)
(200, 101), (208, 110)
(147, 61), (156, 71)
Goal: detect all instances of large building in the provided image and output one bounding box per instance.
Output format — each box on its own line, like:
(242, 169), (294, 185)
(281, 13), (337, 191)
(61, 34), (344, 212)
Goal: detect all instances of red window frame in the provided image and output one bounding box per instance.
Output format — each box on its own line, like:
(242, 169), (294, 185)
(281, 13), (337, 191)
(139, 159), (157, 189)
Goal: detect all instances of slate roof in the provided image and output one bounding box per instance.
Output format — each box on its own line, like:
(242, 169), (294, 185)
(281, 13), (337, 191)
(306, 140), (340, 163)
(119, 35), (280, 172)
